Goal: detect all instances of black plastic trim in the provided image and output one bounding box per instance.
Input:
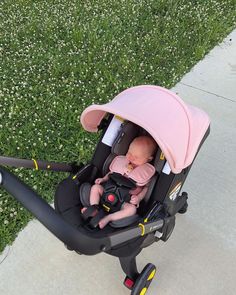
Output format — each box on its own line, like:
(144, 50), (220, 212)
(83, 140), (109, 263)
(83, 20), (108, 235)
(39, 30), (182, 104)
(0, 166), (110, 255)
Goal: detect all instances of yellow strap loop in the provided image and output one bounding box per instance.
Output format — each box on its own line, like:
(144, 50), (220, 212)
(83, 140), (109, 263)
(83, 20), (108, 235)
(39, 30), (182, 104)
(138, 223), (145, 236)
(32, 159), (39, 170)
(160, 152), (165, 160)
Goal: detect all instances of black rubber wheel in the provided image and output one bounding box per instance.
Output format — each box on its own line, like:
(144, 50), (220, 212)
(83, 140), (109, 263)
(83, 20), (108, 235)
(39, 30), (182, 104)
(178, 201), (188, 214)
(131, 263), (156, 295)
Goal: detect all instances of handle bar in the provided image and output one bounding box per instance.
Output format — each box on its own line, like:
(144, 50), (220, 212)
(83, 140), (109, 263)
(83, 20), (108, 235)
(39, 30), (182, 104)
(0, 156), (78, 173)
(0, 166), (110, 255)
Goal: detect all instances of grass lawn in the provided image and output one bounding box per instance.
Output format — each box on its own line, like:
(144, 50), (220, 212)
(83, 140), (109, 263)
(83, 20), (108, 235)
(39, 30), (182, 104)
(0, 0), (235, 253)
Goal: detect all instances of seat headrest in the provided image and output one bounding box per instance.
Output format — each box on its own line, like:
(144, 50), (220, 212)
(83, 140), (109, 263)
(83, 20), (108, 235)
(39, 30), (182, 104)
(112, 121), (140, 155)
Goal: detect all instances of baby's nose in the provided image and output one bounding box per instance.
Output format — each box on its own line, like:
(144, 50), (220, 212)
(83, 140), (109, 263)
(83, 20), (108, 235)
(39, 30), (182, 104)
(126, 154), (133, 162)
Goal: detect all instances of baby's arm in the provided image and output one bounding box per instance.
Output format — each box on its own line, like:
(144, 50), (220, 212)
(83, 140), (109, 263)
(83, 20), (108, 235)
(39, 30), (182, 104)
(95, 172), (111, 184)
(130, 186), (148, 206)
(99, 202), (137, 229)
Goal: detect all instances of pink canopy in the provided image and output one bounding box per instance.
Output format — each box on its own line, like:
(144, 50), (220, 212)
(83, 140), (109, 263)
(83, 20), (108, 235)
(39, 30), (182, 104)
(80, 85), (210, 173)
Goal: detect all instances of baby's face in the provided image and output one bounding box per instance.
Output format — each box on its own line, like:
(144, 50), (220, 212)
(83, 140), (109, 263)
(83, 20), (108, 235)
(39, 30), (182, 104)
(126, 143), (152, 166)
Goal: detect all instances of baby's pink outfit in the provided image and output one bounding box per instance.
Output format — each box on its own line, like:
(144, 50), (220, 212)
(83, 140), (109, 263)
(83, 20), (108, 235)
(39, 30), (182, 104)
(109, 156), (155, 192)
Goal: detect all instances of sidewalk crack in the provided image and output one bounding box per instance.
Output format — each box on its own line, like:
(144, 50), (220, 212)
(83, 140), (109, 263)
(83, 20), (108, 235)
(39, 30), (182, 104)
(179, 82), (236, 103)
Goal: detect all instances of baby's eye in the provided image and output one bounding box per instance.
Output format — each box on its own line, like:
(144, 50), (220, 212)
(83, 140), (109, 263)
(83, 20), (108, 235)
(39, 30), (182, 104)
(133, 155), (140, 160)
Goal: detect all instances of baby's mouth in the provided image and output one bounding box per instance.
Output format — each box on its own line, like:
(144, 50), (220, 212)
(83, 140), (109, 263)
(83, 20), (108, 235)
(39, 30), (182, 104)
(128, 161), (137, 168)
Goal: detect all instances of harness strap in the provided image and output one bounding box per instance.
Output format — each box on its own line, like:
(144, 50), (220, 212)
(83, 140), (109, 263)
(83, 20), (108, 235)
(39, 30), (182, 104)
(100, 176), (133, 213)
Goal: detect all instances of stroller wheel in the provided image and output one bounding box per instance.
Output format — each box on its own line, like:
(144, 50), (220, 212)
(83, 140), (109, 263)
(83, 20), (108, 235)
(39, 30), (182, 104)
(131, 263), (156, 295)
(64, 244), (82, 254)
(178, 201), (188, 214)
(64, 244), (73, 251)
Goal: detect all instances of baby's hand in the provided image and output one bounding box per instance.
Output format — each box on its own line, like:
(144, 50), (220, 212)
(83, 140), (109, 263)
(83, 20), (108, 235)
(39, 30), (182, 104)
(130, 195), (139, 205)
(95, 178), (103, 184)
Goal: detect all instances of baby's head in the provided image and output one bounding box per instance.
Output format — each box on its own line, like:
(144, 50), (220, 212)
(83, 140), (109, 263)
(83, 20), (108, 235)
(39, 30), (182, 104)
(126, 136), (157, 166)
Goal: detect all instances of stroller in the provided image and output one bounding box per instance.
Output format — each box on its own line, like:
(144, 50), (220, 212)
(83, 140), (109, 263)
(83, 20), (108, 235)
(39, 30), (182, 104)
(0, 85), (210, 294)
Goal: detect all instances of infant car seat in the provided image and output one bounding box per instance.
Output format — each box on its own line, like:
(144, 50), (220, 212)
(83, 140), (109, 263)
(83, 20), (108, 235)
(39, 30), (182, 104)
(79, 120), (149, 227)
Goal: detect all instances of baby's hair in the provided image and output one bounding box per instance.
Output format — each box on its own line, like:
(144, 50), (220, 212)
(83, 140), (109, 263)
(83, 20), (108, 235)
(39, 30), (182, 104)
(131, 136), (157, 156)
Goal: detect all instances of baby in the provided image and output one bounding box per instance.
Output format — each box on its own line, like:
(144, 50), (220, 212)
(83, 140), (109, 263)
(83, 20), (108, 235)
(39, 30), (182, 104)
(82, 135), (157, 229)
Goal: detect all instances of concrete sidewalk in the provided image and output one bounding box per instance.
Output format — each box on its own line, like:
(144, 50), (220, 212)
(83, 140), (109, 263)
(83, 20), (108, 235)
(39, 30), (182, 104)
(1, 29), (236, 295)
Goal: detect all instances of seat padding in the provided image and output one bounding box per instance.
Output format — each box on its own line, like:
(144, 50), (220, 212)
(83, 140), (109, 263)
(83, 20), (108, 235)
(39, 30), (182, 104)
(110, 214), (140, 228)
(79, 182), (91, 207)
(102, 121), (141, 175)
(112, 121), (140, 155)
(54, 177), (80, 213)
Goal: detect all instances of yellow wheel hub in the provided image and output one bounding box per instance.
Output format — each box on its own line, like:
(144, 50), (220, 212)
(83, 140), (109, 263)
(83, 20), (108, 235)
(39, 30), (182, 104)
(140, 287), (147, 295)
(147, 269), (156, 281)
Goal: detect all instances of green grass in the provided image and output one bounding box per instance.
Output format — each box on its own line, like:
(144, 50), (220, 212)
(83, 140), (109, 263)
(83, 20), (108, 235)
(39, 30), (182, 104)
(0, 0), (235, 253)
